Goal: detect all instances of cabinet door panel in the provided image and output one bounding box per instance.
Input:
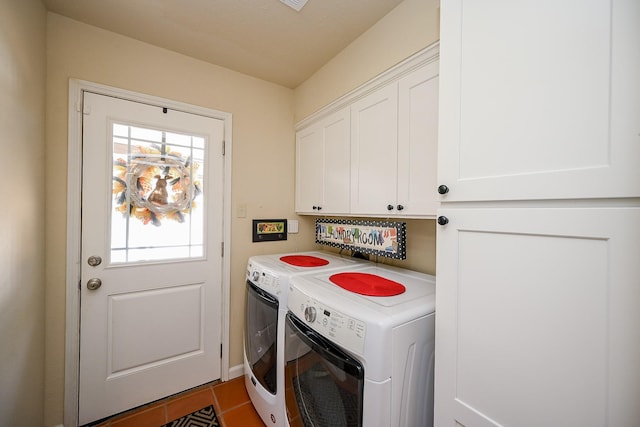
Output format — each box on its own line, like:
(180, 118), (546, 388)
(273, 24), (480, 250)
(321, 108), (350, 214)
(438, 0), (640, 201)
(295, 125), (323, 213)
(296, 108), (350, 215)
(434, 207), (640, 427)
(350, 84), (399, 215)
(398, 62), (439, 216)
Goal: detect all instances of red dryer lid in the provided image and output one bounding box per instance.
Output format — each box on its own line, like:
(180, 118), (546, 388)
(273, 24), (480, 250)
(279, 255), (330, 267)
(329, 272), (406, 296)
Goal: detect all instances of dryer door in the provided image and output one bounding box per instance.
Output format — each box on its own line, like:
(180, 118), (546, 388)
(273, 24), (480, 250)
(245, 281), (279, 394)
(285, 312), (364, 427)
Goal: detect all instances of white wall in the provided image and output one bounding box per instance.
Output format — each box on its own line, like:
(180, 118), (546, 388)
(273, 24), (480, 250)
(0, 0), (47, 425)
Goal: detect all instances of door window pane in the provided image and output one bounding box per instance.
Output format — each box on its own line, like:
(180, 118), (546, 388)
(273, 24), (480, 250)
(110, 122), (206, 264)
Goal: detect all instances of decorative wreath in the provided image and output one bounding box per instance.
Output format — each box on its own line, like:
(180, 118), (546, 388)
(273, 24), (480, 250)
(113, 146), (201, 226)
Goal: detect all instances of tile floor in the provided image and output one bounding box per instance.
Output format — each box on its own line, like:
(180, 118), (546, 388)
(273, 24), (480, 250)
(93, 376), (265, 427)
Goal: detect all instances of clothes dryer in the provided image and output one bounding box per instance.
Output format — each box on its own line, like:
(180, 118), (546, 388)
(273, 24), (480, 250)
(244, 251), (370, 426)
(285, 264), (436, 427)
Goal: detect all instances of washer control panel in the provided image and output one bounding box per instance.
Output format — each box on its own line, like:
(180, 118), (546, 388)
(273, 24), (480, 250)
(288, 285), (366, 354)
(246, 262), (281, 296)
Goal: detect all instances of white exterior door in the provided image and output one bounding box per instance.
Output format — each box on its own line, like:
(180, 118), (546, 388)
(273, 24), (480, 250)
(79, 92), (224, 424)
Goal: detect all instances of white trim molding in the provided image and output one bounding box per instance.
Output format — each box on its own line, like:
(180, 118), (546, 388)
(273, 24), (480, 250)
(64, 79), (233, 427)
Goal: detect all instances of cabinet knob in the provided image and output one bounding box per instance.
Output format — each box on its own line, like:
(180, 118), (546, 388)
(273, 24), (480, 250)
(437, 216), (449, 226)
(312, 206), (318, 210)
(397, 205), (404, 211)
(437, 185), (449, 195)
(387, 204), (394, 211)
(317, 206), (322, 211)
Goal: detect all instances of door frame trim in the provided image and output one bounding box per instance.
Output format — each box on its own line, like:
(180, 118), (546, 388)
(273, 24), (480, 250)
(64, 79), (232, 427)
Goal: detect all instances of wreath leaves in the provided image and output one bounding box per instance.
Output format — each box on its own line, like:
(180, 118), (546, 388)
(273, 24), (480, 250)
(112, 148), (201, 227)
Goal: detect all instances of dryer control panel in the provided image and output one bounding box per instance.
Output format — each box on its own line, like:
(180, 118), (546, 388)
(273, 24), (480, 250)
(246, 262), (281, 296)
(288, 285), (366, 355)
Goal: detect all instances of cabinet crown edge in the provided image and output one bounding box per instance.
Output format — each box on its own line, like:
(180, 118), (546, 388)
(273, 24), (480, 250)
(295, 41), (440, 131)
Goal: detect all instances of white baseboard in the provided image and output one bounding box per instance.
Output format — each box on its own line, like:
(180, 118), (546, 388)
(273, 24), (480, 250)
(228, 363), (244, 380)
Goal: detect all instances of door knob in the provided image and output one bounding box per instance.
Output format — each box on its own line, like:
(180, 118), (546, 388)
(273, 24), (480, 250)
(437, 216), (449, 226)
(87, 255), (102, 267)
(437, 185), (449, 195)
(87, 278), (102, 290)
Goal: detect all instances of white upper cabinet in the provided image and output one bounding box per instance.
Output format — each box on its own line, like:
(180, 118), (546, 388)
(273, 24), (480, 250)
(350, 63), (440, 217)
(295, 107), (351, 215)
(296, 44), (440, 218)
(437, 0), (640, 202)
(295, 121), (324, 214)
(350, 83), (399, 215)
(397, 62), (439, 215)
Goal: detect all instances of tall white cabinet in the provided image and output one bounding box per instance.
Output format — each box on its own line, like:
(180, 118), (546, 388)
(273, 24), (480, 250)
(435, 1), (640, 426)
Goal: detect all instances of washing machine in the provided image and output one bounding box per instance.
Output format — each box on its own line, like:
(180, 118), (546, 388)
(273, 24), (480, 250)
(244, 251), (371, 427)
(284, 263), (436, 427)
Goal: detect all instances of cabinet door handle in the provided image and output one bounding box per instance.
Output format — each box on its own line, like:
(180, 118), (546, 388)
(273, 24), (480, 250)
(387, 204), (394, 211)
(397, 205), (404, 211)
(437, 185), (449, 195)
(437, 216), (449, 226)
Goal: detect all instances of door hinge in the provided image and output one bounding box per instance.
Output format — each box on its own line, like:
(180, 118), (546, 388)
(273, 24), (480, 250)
(221, 242), (224, 257)
(78, 279), (82, 290)
(220, 343), (223, 358)
(222, 141), (225, 156)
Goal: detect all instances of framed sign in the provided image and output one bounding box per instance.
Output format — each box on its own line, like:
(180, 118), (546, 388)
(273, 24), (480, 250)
(315, 218), (406, 259)
(252, 219), (288, 242)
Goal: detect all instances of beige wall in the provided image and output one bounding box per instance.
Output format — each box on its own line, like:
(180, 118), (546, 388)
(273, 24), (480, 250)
(294, 0), (440, 122)
(0, 0), (47, 426)
(43, 0), (439, 423)
(45, 13), (316, 425)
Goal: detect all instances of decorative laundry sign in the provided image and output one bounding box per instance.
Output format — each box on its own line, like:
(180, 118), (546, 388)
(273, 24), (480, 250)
(315, 219), (407, 259)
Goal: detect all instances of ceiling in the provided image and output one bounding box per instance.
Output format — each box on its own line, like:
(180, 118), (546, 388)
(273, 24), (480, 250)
(42, 0), (405, 89)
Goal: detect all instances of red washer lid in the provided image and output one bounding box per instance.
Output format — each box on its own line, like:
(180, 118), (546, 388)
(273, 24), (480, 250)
(279, 255), (330, 267)
(329, 272), (406, 296)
